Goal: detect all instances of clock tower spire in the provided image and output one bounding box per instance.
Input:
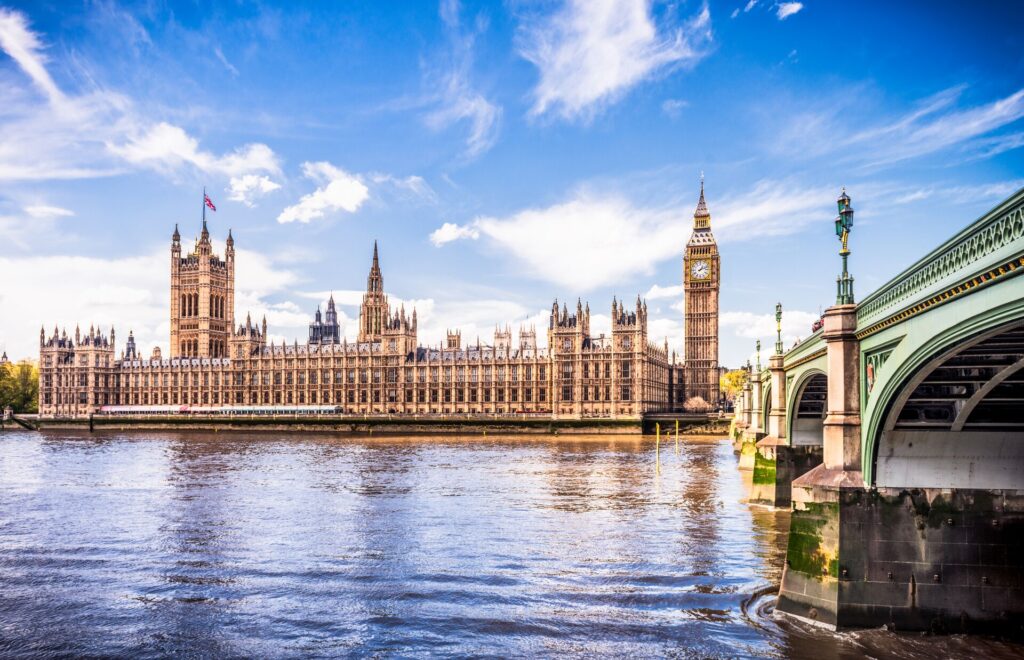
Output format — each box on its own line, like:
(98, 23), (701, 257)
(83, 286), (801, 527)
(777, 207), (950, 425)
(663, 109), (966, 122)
(682, 174), (721, 409)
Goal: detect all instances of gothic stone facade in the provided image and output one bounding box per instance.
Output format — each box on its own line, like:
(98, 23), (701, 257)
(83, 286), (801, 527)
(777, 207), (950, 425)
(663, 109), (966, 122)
(170, 220), (235, 359)
(682, 181), (721, 407)
(39, 225), (679, 419)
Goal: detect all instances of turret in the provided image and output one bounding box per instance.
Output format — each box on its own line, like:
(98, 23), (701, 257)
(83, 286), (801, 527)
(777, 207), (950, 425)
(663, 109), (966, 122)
(125, 330), (137, 359)
(447, 329), (462, 350)
(172, 224), (181, 254)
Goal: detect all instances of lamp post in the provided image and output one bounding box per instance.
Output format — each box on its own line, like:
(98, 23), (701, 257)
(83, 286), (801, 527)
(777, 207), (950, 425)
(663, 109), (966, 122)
(755, 340), (761, 372)
(835, 188), (855, 305)
(774, 303), (783, 355)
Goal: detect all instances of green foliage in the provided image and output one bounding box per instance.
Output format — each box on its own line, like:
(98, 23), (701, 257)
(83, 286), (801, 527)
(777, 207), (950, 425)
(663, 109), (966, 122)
(0, 360), (39, 414)
(719, 369), (748, 402)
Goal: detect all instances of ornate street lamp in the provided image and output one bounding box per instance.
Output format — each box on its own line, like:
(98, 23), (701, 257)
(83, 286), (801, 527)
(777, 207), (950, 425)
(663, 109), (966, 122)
(775, 302), (783, 355)
(835, 188), (855, 305)
(755, 340), (761, 372)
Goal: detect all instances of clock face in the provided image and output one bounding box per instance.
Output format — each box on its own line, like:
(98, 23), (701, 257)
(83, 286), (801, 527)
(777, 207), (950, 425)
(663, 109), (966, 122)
(690, 260), (710, 280)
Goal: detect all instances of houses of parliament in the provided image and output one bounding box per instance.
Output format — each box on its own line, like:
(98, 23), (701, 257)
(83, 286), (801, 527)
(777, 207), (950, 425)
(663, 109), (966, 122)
(38, 185), (721, 418)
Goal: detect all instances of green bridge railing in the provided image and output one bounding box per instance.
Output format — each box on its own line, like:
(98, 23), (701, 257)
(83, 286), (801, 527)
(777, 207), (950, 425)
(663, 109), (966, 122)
(855, 187), (1024, 330)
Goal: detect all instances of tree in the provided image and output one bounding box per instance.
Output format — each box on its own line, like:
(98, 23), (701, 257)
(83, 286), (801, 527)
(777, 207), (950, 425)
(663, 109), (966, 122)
(683, 396), (709, 413)
(719, 369), (748, 403)
(0, 360), (39, 414)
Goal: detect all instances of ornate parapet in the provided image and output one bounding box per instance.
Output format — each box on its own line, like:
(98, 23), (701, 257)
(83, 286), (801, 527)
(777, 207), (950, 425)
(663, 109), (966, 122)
(855, 188), (1024, 335)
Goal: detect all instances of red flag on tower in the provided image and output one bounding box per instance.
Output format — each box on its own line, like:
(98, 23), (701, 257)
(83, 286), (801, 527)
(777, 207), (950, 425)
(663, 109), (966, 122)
(204, 193), (217, 212)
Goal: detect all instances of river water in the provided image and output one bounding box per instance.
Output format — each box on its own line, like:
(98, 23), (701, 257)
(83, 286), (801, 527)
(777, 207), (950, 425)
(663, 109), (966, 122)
(0, 431), (1020, 658)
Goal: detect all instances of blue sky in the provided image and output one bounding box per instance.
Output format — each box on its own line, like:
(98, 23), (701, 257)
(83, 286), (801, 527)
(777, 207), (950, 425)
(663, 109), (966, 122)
(1, 1), (1022, 364)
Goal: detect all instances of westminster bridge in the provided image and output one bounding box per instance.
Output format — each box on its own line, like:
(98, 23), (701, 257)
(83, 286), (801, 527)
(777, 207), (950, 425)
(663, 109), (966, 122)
(732, 187), (1024, 633)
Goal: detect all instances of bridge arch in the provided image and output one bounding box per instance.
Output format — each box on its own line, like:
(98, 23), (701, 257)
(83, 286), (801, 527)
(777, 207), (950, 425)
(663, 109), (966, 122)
(761, 381), (771, 435)
(869, 313), (1024, 489)
(786, 369), (827, 447)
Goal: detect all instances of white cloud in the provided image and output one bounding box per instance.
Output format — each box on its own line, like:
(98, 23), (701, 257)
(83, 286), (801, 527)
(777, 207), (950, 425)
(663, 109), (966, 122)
(730, 9), (740, 19)
(0, 7), (282, 187)
(228, 174), (281, 207)
(435, 191), (680, 290)
(430, 221), (480, 246)
(0, 246), (300, 360)
(776, 2), (803, 20)
(277, 161), (369, 224)
(744, 0), (758, 11)
(645, 283), (684, 300)
(109, 123), (281, 179)
(720, 309), (820, 348)
(431, 178), (837, 290)
(24, 204), (74, 219)
(518, 0), (712, 121)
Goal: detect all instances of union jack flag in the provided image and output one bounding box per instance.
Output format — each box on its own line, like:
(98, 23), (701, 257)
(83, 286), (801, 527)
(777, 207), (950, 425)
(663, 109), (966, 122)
(204, 194), (217, 212)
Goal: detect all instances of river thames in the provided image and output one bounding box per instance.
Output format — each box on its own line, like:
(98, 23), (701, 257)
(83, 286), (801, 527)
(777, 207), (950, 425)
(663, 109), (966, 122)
(0, 431), (1020, 658)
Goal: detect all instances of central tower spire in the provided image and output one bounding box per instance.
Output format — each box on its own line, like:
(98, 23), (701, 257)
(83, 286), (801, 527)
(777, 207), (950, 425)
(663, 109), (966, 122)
(368, 240), (383, 292)
(358, 241), (389, 342)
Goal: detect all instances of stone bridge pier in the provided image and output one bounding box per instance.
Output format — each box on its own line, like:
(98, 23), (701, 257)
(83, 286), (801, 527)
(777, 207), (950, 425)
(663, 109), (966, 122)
(761, 188), (1024, 633)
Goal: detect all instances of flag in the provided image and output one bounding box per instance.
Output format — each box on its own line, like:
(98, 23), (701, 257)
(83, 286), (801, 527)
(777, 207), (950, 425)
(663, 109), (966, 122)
(204, 194), (217, 212)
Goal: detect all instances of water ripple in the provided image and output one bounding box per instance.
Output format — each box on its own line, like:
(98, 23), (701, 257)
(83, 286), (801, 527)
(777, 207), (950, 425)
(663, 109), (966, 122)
(0, 430), (1021, 658)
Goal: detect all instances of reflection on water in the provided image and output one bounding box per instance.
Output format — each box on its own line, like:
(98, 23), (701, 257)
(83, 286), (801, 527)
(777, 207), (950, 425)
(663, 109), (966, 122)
(0, 431), (1020, 658)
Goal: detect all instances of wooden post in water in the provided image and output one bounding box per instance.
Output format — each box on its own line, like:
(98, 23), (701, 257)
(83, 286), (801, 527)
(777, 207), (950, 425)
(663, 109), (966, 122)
(675, 419), (680, 454)
(656, 423), (661, 474)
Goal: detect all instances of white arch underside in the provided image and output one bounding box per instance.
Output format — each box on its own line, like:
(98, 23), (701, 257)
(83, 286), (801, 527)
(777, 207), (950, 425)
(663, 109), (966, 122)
(876, 323), (1024, 490)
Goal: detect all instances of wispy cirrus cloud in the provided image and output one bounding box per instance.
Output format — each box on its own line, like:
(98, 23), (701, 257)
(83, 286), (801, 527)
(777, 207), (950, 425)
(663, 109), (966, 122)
(771, 85), (1024, 170)
(0, 6), (282, 196)
(517, 0), (712, 121)
(0, 7), (64, 104)
(421, 0), (502, 159)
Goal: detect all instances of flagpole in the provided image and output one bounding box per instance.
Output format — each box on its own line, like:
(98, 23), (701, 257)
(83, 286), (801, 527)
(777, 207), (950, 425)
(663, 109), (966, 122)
(202, 186), (206, 224)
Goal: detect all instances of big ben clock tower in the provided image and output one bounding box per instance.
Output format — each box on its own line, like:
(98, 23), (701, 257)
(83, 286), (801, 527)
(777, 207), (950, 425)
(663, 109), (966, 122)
(683, 176), (721, 407)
